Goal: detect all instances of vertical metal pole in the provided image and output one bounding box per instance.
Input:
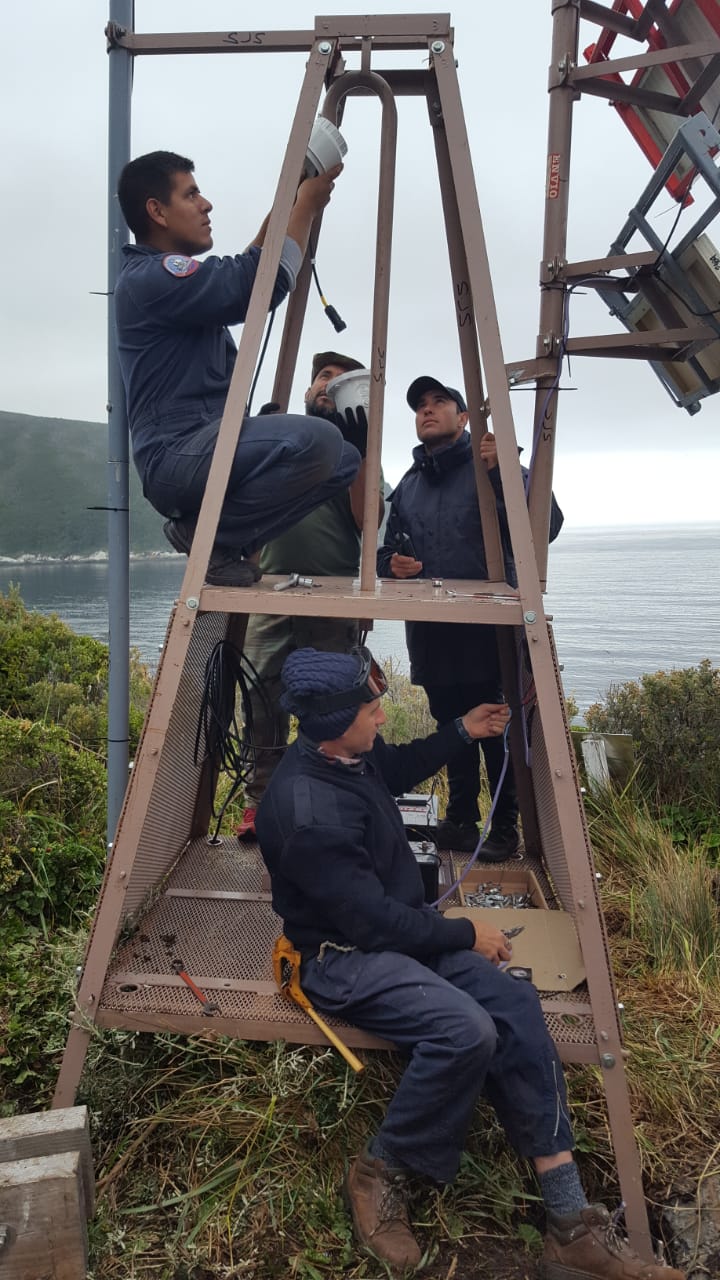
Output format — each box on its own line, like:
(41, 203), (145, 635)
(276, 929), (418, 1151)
(106, 0), (133, 849)
(528, 0), (580, 586)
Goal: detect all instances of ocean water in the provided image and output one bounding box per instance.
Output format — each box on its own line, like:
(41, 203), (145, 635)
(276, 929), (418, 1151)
(3, 523), (718, 711)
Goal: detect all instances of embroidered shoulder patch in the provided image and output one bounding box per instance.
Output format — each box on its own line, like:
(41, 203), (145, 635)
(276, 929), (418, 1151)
(161, 254), (199, 278)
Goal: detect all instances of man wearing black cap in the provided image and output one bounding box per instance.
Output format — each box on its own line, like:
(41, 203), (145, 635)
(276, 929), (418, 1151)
(256, 647), (681, 1280)
(377, 376), (564, 859)
(241, 352), (384, 819)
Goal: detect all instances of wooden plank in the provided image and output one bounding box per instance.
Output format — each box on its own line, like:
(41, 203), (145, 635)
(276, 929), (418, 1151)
(0, 1151), (88, 1279)
(0, 1107), (94, 1216)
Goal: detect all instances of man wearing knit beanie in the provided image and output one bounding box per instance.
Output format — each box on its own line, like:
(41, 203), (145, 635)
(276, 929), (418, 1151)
(255, 648), (679, 1280)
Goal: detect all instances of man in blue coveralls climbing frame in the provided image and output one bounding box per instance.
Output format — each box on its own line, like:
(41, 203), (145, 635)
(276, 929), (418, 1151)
(114, 149), (361, 586)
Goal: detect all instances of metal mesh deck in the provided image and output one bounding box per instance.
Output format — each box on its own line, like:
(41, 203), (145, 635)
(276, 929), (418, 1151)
(97, 836), (597, 1057)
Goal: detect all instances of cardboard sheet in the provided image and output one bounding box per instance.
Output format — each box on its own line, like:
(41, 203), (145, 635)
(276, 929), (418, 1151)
(443, 906), (586, 991)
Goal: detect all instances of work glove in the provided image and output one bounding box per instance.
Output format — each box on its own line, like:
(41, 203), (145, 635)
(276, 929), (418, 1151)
(333, 405), (368, 458)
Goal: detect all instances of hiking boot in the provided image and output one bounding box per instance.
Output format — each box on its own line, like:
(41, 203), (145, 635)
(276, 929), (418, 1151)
(435, 819), (479, 853)
(479, 821), (521, 861)
(344, 1150), (422, 1274)
(544, 1204), (686, 1279)
(163, 518), (262, 588)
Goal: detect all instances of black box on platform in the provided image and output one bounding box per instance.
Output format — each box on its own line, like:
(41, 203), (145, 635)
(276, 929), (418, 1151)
(410, 840), (440, 902)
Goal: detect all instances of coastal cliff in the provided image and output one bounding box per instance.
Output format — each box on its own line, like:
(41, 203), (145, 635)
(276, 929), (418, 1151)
(0, 409), (166, 559)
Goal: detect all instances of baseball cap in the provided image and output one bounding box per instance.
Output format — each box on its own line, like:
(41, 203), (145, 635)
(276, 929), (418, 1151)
(311, 351), (365, 381)
(406, 375), (468, 413)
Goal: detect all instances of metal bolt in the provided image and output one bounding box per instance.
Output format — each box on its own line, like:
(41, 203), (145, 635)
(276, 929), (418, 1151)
(524, 610), (536, 623)
(431, 40), (445, 53)
(186, 596), (199, 610)
(554, 769), (563, 777)
(318, 40), (332, 54)
(601, 1053), (616, 1069)
(119, 871), (126, 879)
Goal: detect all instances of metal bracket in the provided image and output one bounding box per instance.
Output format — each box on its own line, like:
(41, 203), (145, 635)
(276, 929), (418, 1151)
(549, 52), (576, 88)
(539, 331), (560, 354)
(540, 256), (567, 284)
(105, 21), (127, 51)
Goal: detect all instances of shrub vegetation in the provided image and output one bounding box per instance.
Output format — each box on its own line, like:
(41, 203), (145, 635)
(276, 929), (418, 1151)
(586, 660), (720, 850)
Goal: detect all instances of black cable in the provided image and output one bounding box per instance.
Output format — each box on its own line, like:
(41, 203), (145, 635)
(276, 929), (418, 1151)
(652, 272), (720, 318)
(309, 233), (347, 332)
(651, 101), (720, 272)
(246, 306), (277, 417)
(194, 640), (285, 839)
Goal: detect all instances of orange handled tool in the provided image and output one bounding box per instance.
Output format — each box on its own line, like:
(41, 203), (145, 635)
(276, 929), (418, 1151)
(171, 958), (219, 1015)
(272, 935), (364, 1073)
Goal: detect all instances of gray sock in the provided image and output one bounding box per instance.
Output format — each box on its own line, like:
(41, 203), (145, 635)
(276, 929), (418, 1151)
(539, 1161), (588, 1217)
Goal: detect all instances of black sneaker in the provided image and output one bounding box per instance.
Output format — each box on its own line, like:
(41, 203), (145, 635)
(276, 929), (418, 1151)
(435, 819), (480, 853)
(163, 519), (262, 588)
(479, 822), (520, 861)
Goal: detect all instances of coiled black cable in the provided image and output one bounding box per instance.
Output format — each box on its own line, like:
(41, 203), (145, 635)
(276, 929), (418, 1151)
(194, 640), (283, 839)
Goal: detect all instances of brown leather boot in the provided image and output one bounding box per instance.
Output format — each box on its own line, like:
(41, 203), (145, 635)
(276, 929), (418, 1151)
(544, 1204), (686, 1279)
(344, 1149), (422, 1274)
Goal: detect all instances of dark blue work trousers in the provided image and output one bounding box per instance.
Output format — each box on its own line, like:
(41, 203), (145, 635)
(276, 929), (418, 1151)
(137, 412), (360, 557)
(301, 946), (574, 1184)
(424, 680), (519, 828)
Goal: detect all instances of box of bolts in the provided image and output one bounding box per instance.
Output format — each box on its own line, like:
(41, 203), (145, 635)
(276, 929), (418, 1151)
(458, 867), (549, 910)
(444, 867), (586, 992)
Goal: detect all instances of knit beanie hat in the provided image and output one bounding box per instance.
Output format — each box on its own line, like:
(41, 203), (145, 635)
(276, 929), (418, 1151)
(280, 647), (366, 741)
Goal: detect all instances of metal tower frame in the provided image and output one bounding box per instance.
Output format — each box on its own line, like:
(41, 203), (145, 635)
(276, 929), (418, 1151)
(54, 5), (720, 1260)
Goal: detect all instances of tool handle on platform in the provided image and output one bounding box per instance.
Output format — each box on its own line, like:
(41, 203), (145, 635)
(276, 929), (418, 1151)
(305, 1006), (364, 1073)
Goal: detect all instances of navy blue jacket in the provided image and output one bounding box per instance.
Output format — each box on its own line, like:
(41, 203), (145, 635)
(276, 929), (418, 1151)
(114, 239), (300, 475)
(376, 432), (564, 685)
(255, 726), (476, 958)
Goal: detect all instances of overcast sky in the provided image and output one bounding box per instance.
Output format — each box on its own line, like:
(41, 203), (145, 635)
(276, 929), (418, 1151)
(2, 1), (718, 525)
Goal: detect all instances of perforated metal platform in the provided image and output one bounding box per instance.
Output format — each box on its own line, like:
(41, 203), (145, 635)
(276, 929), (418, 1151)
(96, 838), (596, 1060)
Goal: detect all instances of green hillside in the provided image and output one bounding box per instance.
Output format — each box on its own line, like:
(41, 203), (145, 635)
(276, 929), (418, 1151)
(0, 410), (167, 557)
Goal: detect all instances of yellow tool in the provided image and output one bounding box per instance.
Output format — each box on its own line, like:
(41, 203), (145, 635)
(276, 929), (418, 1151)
(272, 935), (364, 1074)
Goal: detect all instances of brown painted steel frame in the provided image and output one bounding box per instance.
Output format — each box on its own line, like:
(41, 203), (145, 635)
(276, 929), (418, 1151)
(54, 9), (671, 1260)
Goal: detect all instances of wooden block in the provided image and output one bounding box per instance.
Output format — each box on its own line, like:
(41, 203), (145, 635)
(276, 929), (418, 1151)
(0, 1150), (88, 1279)
(0, 1108), (93, 1216)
